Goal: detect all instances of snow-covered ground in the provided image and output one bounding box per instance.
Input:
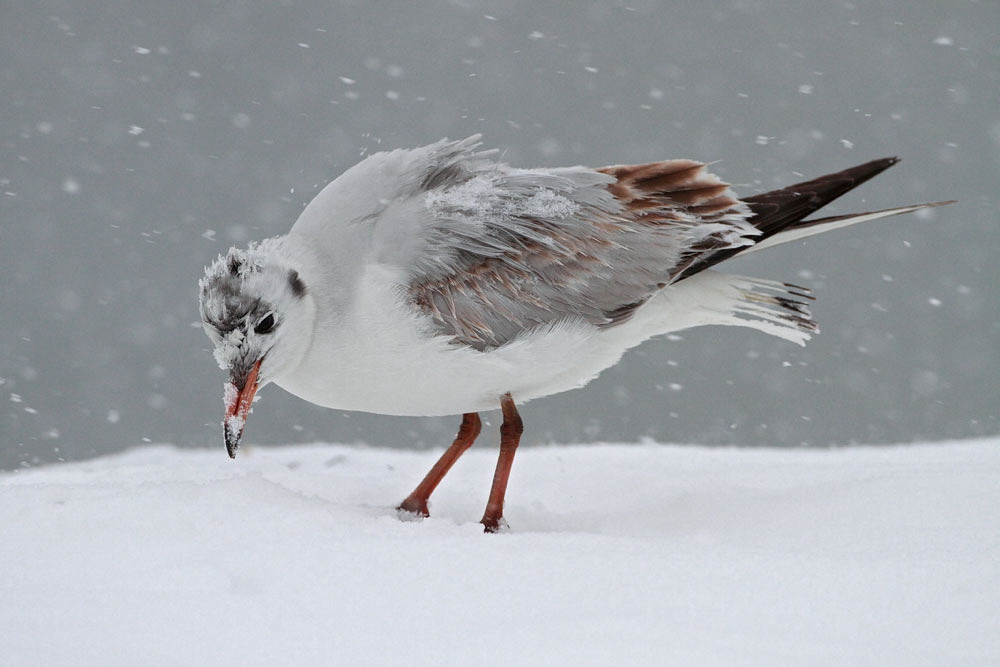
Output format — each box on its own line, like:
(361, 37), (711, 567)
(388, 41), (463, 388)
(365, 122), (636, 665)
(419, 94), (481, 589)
(2, 438), (997, 665)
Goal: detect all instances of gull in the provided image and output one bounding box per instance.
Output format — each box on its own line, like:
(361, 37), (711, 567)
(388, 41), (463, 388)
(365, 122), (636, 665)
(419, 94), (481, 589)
(199, 136), (950, 532)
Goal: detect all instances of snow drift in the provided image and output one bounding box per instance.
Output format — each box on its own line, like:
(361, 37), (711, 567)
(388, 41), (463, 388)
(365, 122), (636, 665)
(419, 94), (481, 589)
(2, 439), (997, 665)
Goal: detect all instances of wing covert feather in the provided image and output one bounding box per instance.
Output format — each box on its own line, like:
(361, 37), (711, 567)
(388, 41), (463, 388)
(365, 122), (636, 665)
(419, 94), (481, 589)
(403, 139), (757, 350)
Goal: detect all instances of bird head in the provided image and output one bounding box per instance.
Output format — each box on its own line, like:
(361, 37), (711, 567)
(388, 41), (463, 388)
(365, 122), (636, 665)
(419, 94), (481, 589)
(199, 239), (315, 458)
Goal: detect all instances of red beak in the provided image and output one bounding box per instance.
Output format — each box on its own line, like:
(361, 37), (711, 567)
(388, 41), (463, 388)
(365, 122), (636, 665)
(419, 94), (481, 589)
(223, 359), (262, 459)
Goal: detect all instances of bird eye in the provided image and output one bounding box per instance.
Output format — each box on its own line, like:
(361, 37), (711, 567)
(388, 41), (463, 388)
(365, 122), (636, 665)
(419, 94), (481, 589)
(254, 313), (276, 334)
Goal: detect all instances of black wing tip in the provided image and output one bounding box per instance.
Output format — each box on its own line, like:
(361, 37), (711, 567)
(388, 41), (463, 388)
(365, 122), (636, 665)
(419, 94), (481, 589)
(835, 156), (900, 183)
(676, 155), (915, 281)
(868, 156), (900, 173)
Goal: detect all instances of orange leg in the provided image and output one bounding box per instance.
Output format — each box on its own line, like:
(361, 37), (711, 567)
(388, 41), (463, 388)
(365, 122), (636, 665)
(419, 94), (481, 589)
(397, 412), (482, 517)
(480, 393), (523, 533)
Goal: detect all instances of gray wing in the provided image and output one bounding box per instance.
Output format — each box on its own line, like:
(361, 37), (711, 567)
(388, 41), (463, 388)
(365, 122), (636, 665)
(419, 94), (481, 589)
(404, 138), (760, 350)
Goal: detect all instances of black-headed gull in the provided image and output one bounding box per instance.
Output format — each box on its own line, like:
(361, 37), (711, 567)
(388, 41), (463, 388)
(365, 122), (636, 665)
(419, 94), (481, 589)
(199, 136), (950, 531)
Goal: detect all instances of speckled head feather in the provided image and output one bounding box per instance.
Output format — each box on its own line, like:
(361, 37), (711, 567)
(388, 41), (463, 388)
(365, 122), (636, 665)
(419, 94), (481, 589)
(198, 237), (305, 375)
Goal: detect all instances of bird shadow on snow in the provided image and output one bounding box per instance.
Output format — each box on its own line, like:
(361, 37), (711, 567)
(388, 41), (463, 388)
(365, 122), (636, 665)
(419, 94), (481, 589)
(224, 443), (716, 536)
(320, 441), (985, 547)
(313, 444), (815, 539)
(41, 440), (993, 547)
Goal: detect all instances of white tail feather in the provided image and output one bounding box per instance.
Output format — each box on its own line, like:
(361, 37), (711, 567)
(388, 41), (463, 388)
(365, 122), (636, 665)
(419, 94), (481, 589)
(746, 202), (953, 253)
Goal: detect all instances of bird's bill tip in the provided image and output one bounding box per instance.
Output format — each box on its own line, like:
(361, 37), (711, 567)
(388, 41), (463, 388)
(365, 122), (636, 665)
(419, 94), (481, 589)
(224, 417), (243, 458)
(223, 359), (262, 459)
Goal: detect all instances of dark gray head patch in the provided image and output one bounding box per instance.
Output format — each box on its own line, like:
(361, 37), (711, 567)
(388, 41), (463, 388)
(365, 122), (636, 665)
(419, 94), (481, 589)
(200, 270), (268, 334)
(199, 244), (281, 334)
(288, 270), (306, 298)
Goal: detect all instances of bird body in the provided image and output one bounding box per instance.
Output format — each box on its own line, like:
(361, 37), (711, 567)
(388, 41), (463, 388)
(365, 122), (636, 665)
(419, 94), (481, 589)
(199, 135), (950, 530)
(266, 239), (809, 416)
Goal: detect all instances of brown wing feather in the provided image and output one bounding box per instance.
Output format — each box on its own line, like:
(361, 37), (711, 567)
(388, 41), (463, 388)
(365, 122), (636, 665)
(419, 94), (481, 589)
(406, 144), (930, 352)
(678, 157), (900, 279)
(410, 159), (757, 350)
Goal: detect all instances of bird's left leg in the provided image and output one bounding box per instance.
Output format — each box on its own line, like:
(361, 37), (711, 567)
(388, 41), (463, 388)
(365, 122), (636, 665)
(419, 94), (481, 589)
(480, 393), (523, 533)
(397, 412), (482, 518)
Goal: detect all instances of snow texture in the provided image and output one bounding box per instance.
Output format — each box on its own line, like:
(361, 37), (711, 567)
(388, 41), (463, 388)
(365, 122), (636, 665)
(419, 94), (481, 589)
(424, 174), (582, 226)
(223, 382), (239, 412)
(2, 439), (997, 665)
(224, 413), (245, 436)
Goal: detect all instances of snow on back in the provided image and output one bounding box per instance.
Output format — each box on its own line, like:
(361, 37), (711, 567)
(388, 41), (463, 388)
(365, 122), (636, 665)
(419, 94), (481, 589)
(425, 174), (580, 227)
(518, 185), (581, 219)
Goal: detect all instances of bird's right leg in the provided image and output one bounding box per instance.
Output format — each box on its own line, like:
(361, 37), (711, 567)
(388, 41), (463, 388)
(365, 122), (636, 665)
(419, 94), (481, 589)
(480, 394), (523, 533)
(397, 412), (482, 518)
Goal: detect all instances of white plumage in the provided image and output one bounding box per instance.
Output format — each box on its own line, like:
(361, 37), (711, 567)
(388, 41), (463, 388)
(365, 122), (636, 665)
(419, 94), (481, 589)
(198, 135), (950, 530)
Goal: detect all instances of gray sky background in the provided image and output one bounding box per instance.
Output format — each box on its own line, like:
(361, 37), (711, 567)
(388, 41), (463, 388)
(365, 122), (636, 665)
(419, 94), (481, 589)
(3, 0), (997, 468)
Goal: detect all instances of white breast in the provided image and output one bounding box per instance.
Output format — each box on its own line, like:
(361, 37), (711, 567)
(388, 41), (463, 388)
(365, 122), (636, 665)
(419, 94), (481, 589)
(273, 263), (640, 416)
(274, 261), (808, 417)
